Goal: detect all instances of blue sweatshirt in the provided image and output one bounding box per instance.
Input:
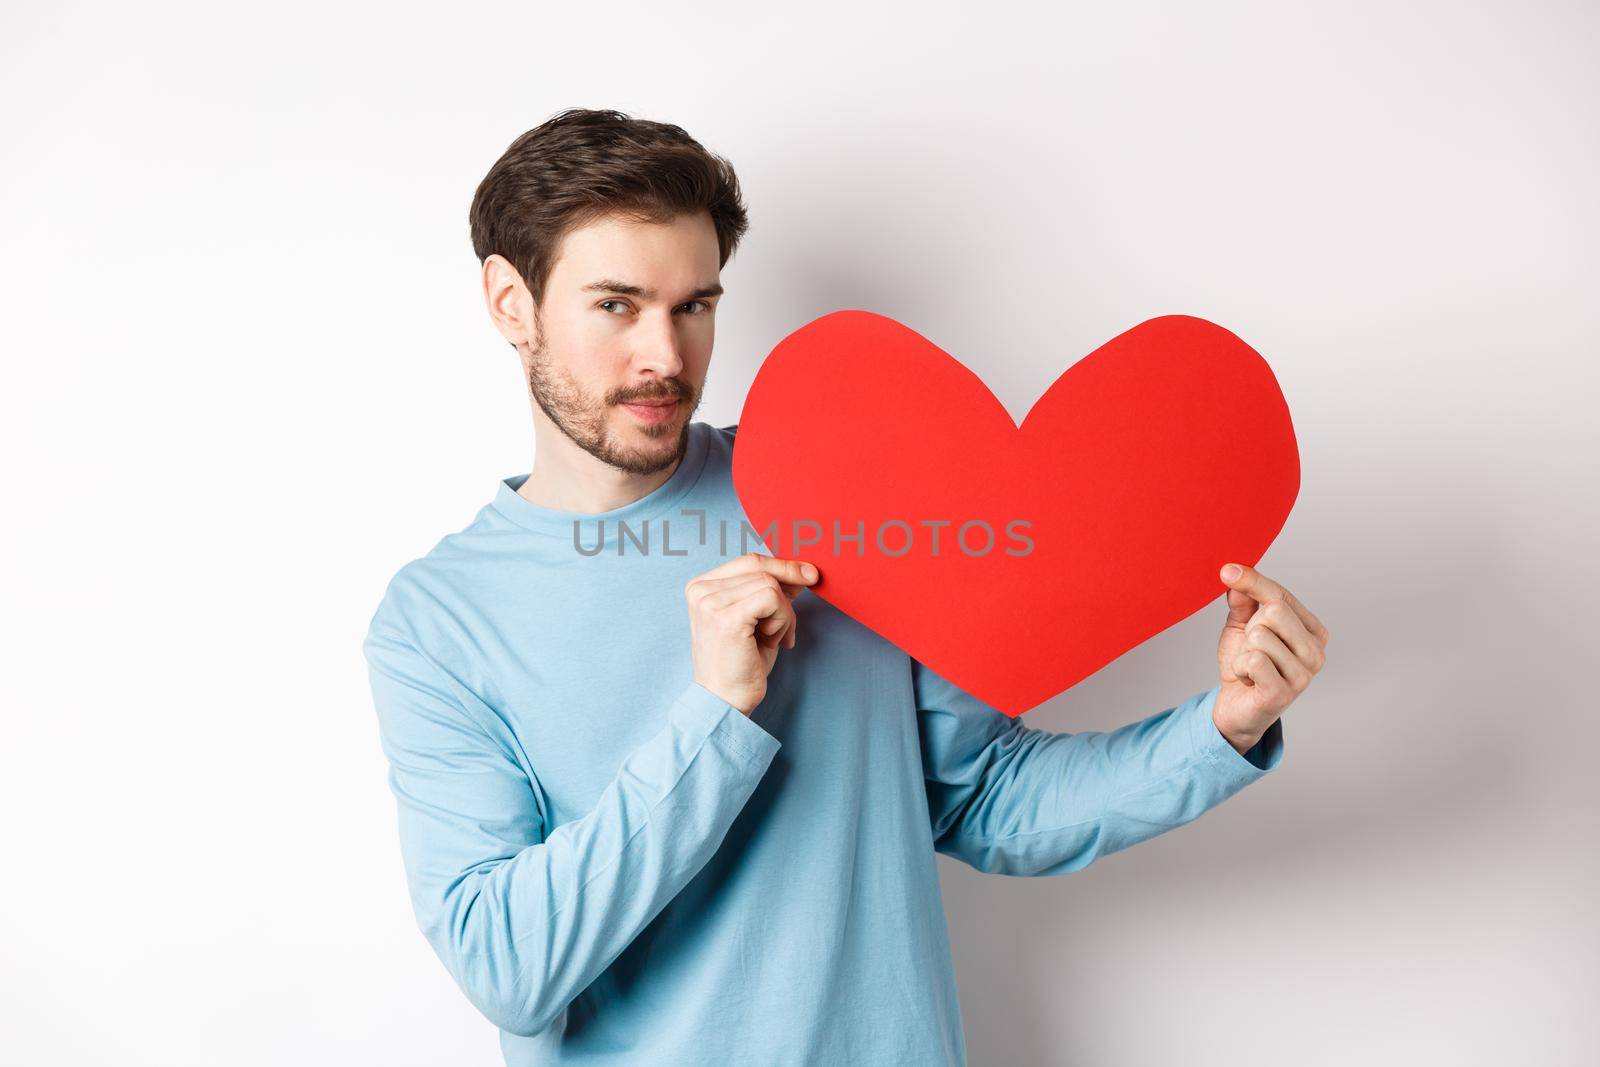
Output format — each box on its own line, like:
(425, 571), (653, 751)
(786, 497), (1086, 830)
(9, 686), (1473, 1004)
(362, 419), (1284, 1066)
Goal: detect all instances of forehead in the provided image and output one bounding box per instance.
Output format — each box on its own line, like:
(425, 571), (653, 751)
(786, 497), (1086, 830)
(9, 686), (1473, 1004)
(548, 210), (720, 288)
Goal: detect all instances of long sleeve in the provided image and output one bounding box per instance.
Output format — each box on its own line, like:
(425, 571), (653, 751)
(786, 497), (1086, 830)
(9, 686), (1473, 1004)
(362, 624), (782, 1038)
(915, 657), (1284, 876)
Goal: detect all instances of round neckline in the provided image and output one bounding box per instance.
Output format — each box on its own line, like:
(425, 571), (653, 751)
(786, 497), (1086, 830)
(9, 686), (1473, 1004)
(491, 420), (713, 538)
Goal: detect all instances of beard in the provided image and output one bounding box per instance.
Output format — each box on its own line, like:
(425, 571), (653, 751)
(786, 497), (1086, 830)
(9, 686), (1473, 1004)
(522, 326), (700, 477)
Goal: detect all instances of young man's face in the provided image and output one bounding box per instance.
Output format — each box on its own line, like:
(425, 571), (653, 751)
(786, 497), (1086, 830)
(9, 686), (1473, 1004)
(518, 210), (722, 476)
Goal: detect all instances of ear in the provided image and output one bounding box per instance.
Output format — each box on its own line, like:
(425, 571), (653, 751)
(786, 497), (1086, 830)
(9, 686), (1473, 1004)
(482, 254), (537, 349)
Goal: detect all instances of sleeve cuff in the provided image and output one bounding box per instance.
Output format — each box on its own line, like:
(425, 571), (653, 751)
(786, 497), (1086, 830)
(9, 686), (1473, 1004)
(671, 681), (782, 765)
(1185, 685), (1286, 783)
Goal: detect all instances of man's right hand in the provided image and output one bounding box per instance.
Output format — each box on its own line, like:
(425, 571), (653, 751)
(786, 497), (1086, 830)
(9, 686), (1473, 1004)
(684, 552), (820, 715)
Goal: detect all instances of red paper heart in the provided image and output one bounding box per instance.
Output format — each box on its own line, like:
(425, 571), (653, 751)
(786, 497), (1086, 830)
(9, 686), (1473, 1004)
(731, 310), (1300, 717)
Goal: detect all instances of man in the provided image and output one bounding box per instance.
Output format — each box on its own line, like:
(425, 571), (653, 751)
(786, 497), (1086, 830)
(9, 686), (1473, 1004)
(363, 107), (1330, 1066)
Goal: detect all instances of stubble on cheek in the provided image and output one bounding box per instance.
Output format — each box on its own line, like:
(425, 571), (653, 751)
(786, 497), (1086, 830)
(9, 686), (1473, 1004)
(524, 344), (693, 476)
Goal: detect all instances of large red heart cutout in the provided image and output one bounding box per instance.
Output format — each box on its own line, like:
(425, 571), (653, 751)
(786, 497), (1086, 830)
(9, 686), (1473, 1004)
(731, 310), (1300, 717)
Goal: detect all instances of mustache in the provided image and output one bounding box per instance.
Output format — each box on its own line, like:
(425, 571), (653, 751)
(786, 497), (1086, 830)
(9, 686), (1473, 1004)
(615, 383), (690, 404)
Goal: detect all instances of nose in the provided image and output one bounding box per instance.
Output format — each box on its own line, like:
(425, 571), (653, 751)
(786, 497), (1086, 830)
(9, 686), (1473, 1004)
(632, 311), (686, 381)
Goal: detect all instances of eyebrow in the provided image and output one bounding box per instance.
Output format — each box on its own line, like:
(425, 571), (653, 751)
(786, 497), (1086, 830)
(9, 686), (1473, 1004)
(581, 278), (724, 301)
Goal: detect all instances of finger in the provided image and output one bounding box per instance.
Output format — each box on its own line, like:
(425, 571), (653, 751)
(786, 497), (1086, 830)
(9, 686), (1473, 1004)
(706, 569), (810, 601)
(1220, 562), (1288, 605)
(697, 574), (808, 602)
(1224, 586), (1258, 628)
(1286, 589), (1330, 647)
(1243, 617), (1313, 693)
(777, 609), (801, 650)
(691, 552), (820, 593)
(1221, 563), (1330, 647)
(732, 581), (797, 642)
(751, 577), (809, 603)
(1251, 601), (1326, 676)
(714, 573), (794, 625)
(697, 577), (789, 648)
(702, 573), (790, 615)
(1232, 647), (1291, 706)
(757, 600), (796, 640)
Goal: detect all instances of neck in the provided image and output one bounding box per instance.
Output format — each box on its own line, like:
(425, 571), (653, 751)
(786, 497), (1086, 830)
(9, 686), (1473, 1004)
(517, 415), (684, 514)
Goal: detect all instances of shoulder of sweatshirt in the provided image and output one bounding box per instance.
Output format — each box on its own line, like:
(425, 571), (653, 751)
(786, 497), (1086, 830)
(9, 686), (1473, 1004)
(364, 503), (515, 653)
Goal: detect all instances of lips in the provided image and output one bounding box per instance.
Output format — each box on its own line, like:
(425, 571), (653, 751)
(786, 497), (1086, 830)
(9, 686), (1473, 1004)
(621, 397), (680, 424)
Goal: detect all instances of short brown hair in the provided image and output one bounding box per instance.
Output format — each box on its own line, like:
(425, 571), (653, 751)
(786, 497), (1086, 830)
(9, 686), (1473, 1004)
(469, 108), (751, 312)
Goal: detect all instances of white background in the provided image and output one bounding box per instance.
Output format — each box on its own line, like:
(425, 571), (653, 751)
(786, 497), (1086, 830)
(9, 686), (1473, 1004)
(3, 1), (1596, 1063)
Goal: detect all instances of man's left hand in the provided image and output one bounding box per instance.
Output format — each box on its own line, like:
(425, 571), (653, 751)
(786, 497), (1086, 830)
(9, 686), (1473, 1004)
(1213, 562), (1330, 754)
